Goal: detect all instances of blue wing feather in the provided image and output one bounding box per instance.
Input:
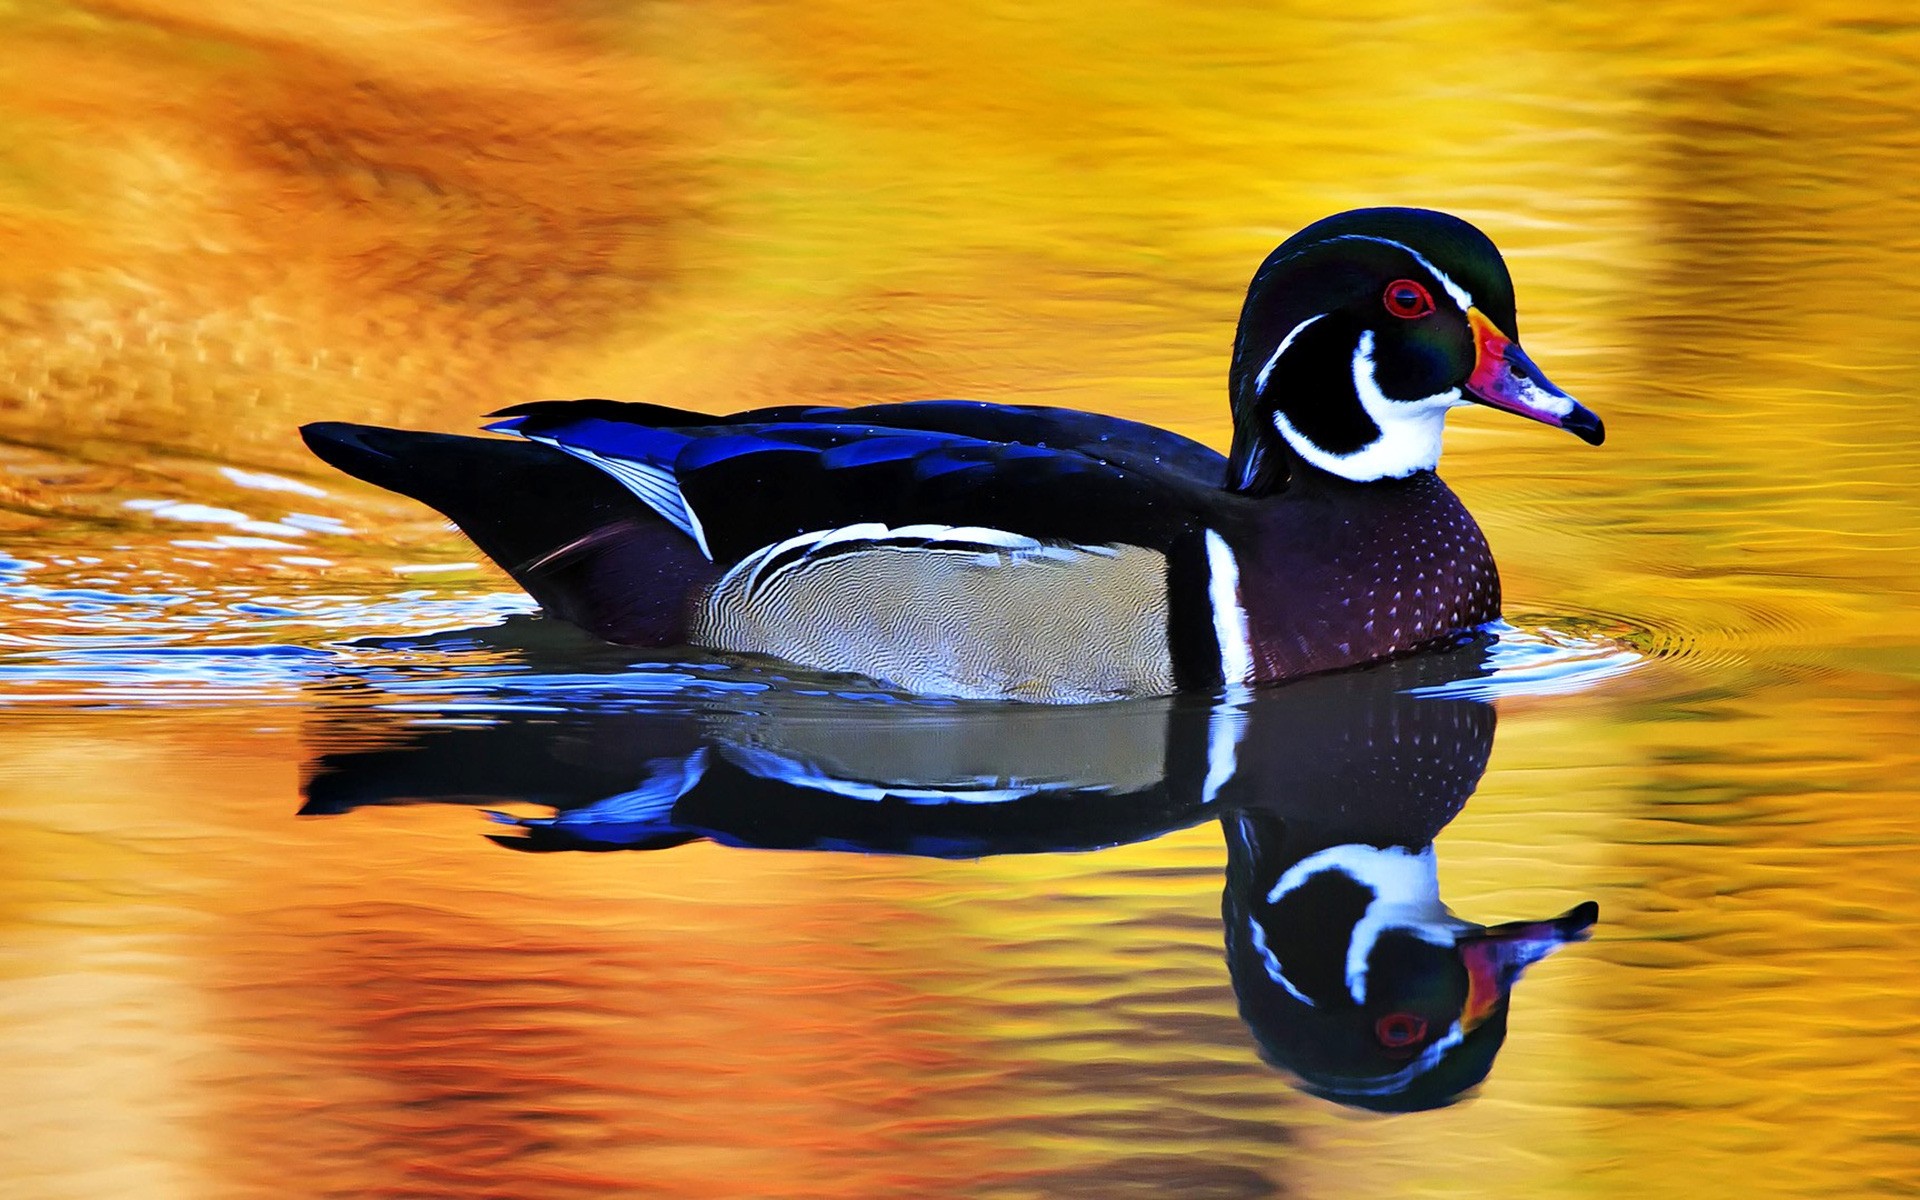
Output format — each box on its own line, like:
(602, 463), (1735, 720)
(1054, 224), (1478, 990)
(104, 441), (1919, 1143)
(486, 399), (1219, 562)
(525, 417), (694, 466)
(678, 432), (823, 472)
(818, 432), (973, 470)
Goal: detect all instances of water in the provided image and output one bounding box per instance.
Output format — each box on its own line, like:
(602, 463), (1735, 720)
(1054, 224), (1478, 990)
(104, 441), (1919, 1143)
(2, 2), (1918, 1197)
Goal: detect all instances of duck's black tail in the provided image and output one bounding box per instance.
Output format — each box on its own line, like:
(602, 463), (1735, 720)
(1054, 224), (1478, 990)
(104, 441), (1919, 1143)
(300, 422), (715, 644)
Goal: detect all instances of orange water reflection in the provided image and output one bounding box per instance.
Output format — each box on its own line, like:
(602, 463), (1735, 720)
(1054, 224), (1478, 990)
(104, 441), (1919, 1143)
(2, 1), (1919, 1197)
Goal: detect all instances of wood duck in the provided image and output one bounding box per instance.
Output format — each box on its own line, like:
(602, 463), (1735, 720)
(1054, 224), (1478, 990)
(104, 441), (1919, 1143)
(301, 631), (1595, 1110)
(1225, 810), (1595, 1113)
(302, 207), (1603, 702)
(1218, 694), (1596, 1113)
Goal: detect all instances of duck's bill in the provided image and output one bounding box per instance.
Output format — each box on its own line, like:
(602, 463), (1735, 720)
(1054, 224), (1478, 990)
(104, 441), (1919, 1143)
(1464, 308), (1605, 446)
(1458, 899), (1599, 1032)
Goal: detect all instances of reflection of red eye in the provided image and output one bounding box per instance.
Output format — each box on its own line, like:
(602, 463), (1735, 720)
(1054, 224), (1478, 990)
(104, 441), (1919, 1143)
(1375, 1013), (1428, 1047)
(1383, 279), (1434, 319)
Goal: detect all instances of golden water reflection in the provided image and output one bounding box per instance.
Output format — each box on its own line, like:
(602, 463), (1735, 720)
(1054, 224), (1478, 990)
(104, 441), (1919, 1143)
(1, 1), (1918, 1197)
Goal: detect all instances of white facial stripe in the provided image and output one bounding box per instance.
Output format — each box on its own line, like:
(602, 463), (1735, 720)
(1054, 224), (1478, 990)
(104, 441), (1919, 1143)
(1323, 234), (1476, 311)
(1204, 530), (1254, 686)
(1254, 313), (1328, 397)
(1266, 843), (1451, 1006)
(1338, 1022), (1471, 1097)
(1272, 331), (1465, 481)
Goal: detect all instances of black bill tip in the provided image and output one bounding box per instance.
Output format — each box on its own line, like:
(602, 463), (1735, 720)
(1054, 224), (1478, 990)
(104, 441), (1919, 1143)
(1561, 405), (1606, 447)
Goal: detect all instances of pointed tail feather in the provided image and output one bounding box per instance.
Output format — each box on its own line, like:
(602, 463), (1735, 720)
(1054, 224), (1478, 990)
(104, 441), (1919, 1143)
(300, 422), (716, 645)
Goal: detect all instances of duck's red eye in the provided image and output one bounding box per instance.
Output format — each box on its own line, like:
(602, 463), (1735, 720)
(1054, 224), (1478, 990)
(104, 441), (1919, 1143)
(1383, 279), (1434, 319)
(1375, 1013), (1428, 1047)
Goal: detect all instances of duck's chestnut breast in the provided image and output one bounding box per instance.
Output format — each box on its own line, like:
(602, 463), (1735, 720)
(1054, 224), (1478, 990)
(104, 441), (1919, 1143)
(1234, 473), (1500, 683)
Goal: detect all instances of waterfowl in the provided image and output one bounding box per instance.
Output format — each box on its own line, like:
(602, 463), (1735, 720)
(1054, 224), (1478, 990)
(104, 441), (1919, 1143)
(304, 634), (1597, 1109)
(1226, 804), (1596, 1112)
(303, 207), (1603, 702)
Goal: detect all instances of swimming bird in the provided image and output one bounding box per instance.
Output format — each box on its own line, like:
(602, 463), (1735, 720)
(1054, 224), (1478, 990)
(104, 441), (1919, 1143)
(302, 207), (1602, 702)
(303, 630), (1597, 1109)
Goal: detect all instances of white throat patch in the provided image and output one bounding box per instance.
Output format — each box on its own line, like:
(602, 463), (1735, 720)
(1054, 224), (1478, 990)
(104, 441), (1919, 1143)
(1272, 330), (1466, 482)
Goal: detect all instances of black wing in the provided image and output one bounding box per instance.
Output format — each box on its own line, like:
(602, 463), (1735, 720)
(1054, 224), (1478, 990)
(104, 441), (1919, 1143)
(487, 398), (1226, 561)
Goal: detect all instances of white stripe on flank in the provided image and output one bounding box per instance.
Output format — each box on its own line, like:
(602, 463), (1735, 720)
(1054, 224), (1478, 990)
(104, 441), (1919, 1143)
(929, 525), (1042, 550)
(1205, 530), (1254, 686)
(720, 522), (1107, 603)
(808, 522), (893, 551)
(1254, 313), (1328, 397)
(1323, 234), (1476, 312)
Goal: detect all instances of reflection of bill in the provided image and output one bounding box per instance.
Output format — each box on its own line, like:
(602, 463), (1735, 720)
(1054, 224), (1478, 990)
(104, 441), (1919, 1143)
(302, 634), (1595, 1111)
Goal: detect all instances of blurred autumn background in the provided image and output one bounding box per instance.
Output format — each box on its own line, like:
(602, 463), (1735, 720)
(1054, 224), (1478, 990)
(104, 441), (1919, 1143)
(1, 1), (1918, 1197)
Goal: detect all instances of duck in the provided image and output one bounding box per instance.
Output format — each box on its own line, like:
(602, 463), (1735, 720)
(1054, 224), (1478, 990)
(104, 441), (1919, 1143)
(302, 628), (1597, 1110)
(302, 206), (1603, 703)
(1225, 805), (1596, 1112)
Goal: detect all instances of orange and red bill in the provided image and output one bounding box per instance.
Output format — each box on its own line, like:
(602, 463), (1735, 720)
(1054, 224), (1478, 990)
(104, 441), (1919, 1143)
(1460, 899), (1599, 1032)
(1464, 308), (1605, 445)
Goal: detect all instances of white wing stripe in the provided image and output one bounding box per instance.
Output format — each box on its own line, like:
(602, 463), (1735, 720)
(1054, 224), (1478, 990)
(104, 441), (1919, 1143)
(529, 436), (714, 560)
(724, 523), (1119, 603)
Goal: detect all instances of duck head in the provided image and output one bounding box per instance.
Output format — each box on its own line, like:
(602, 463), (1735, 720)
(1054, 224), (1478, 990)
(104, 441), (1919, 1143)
(1227, 207), (1605, 491)
(1224, 814), (1598, 1111)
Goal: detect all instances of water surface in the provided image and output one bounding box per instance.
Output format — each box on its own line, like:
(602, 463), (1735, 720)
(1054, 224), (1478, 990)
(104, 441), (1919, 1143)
(2, 3), (1918, 1197)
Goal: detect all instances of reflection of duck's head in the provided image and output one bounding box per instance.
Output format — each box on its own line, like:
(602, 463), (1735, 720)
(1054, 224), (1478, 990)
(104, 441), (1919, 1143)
(1223, 812), (1596, 1113)
(1200, 659), (1596, 1111)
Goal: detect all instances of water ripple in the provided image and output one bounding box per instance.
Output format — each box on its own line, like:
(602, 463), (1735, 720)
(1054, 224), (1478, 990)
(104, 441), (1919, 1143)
(1410, 616), (1646, 700)
(0, 561), (1644, 710)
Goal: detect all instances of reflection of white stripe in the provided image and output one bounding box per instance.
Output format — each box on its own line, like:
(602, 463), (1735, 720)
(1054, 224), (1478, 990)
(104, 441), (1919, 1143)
(725, 744), (1042, 805)
(548, 748), (709, 828)
(1205, 530), (1254, 686)
(1254, 313), (1327, 396)
(1267, 843), (1451, 1005)
(1201, 696), (1248, 805)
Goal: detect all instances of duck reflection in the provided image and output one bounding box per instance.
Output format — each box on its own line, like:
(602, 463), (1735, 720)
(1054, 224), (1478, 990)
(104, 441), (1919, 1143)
(303, 630), (1594, 1111)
